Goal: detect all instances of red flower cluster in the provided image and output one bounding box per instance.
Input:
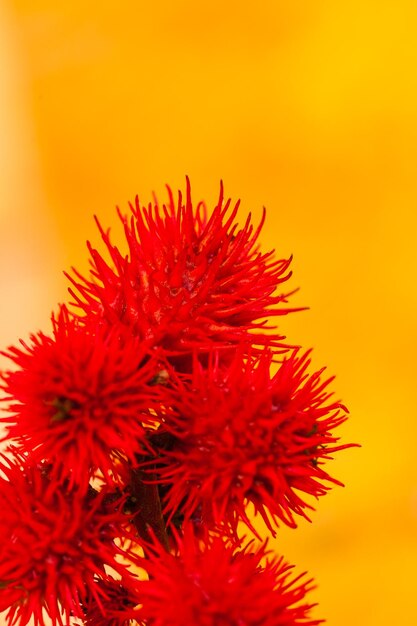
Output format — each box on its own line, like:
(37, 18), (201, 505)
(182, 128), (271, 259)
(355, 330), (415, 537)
(0, 181), (354, 625)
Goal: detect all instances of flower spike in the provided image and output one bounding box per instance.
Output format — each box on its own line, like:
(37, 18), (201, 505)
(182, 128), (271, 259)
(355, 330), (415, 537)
(0, 180), (355, 626)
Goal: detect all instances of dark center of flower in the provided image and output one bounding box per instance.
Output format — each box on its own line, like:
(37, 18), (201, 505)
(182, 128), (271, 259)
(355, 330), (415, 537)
(49, 397), (75, 422)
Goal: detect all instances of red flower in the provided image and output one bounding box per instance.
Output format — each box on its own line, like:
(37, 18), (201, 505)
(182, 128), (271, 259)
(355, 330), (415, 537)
(0, 453), (138, 626)
(135, 527), (323, 626)
(67, 179), (298, 356)
(154, 348), (351, 533)
(0, 307), (162, 491)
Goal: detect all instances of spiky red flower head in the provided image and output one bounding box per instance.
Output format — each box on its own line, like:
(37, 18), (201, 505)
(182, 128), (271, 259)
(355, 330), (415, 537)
(135, 527), (323, 626)
(0, 453), (138, 626)
(155, 348), (351, 533)
(0, 306), (162, 491)
(67, 179), (298, 356)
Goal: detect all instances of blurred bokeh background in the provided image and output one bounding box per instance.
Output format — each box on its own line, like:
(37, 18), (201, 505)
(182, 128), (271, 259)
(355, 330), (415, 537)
(1, 1), (416, 624)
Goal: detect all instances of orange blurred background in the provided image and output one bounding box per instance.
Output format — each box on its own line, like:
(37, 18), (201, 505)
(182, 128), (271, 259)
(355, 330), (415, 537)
(1, 1), (416, 624)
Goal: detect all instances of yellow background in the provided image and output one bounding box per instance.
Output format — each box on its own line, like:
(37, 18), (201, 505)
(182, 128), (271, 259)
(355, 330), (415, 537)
(1, 1), (416, 624)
